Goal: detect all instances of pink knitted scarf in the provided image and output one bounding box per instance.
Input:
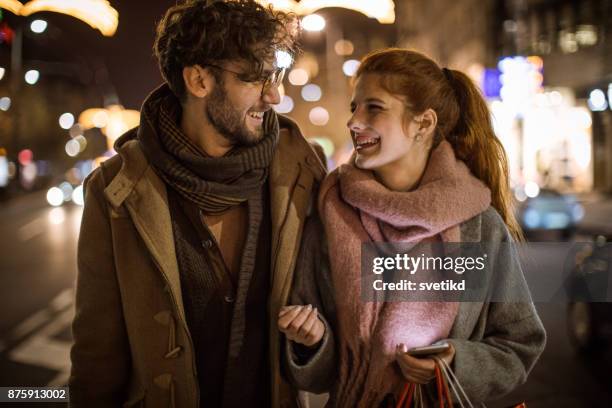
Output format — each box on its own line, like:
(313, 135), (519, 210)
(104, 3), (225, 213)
(318, 141), (491, 407)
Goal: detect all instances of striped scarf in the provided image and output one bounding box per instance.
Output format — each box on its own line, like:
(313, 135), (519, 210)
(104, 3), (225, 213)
(137, 84), (279, 213)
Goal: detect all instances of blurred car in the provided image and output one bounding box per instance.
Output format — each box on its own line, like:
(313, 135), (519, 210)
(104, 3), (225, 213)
(566, 234), (612, 355)
(515, 185), (584, 240)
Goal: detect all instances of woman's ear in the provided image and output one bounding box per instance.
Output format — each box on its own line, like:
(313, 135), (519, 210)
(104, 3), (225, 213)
(182, 65), (211, 99)
(416, 109), (438, 139)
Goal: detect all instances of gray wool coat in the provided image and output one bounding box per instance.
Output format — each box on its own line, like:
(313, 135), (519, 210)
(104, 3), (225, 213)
(283, 207), (547, 406)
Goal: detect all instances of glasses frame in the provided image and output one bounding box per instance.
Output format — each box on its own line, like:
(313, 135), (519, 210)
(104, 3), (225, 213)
(204, 63), (286, 96)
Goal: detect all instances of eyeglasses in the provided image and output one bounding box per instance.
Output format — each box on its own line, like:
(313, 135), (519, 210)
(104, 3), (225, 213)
(204, 63), (286, 96)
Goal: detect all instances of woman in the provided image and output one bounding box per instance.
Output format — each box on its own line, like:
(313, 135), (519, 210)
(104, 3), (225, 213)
(278, 48), (546, 407)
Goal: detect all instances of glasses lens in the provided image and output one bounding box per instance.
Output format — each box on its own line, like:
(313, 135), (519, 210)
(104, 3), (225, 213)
(262, 68), (285, 94)
(274, 68), (286, 85)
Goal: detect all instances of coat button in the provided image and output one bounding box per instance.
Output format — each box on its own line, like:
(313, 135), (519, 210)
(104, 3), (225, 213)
(201, 239), (213, 249)
(306, 155), (316, 166)
(224, 295), (235, 303)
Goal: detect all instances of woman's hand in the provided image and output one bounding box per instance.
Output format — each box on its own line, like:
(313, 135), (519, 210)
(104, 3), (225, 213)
(278, 304), (325, 348)
(395, 343), (455, 384)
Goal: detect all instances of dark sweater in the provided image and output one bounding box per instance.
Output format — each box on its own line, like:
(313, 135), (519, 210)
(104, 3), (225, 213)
(168, 187), (271, 407)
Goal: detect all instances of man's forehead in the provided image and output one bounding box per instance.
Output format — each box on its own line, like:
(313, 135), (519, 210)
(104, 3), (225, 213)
(224, 57), (282, 74)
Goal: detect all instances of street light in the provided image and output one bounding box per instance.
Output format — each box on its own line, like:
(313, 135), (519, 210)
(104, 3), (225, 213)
(0, 97), (11, 111)
(256, 0), (395, 24)
(59, 112), (75, 129)
(302, 14), (325, 32)
(30, 19), (47, 33)
(24, 69), (39, 84)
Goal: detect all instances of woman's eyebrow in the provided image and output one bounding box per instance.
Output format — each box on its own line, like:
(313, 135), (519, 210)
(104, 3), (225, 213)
(350, 97), (386, 108)
(363, 98), (386, 104)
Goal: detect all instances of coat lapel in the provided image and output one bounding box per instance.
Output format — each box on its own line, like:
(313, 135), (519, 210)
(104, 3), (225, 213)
(123, 167), (186, 322)
(105, 139), (187, 324)
(269, 131), (300, 274)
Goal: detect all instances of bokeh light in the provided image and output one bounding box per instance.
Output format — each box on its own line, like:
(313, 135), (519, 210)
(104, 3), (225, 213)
(59, 182), (74, 202)
(334, 39), (354, 56)
(24, 70), (40, 85)
(46, 187), (64, 207)
(289, 68), (309, 86)
(18, 149), (33, 166)
(309, 107), (330, 126)
(0, 96), (11, 111)
(59, 113), (75, 130)
(588, 89), (607, 111)
(72, 185), (85, 206)
(525, 181), (540, 198)
(301, 84), (322, 102)
(274, 95), (294, 114)
(30, 19), (48, 34)
(69, 124), (84, 138)
(302, 14), (325, 32)
(275, 50), (293, 69)
(65, 139), (81, 157)
(92, 110), (109, 128)
(342, 60), (361, 77)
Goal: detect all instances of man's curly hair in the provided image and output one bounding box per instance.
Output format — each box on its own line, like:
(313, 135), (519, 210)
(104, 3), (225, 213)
(154, 0), (298, 100)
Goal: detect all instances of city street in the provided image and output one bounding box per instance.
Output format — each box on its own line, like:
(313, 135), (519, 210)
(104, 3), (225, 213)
(0, 192), (80, 388)
(1, 192), (611, 406)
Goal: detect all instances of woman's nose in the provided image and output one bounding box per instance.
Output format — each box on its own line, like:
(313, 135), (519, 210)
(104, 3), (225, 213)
(347, 110), (365, 131)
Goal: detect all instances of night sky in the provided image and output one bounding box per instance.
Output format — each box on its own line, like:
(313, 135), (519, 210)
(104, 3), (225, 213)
(100, 1), (177, 108)
(90, 0), (177, 109)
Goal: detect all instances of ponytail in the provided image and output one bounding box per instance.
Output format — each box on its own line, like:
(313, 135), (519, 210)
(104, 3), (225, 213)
(445, 69), (523, 241)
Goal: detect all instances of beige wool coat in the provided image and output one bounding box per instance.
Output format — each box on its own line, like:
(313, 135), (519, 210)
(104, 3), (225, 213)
(69, 118), (326, 408)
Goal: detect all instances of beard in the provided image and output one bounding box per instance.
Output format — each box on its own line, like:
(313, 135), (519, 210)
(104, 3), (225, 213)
(205, 80), (264, 147)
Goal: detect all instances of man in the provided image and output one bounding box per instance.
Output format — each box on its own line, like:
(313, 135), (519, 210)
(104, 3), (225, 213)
(69, 1), (328, 407)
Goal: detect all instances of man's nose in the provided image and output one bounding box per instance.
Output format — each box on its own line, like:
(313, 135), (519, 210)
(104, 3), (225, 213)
(262, 83), (281, 105)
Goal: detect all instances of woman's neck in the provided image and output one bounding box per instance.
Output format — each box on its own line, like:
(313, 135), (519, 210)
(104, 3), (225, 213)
(373, 147), (430, 192)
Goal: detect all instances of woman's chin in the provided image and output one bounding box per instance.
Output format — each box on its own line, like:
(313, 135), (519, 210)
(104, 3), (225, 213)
(354, 154), (378, 169)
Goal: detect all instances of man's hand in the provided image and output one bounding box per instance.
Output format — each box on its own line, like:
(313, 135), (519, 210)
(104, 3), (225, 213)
(278, 305), (325, 348)
(395, 343), (455, 384)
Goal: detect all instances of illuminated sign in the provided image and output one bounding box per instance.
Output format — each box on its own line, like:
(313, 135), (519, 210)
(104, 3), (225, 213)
(0, 0), (22, 14)
(497, 55), (544, 117)
(257, 0), (395, 24)
(79, 105), (140, 151)
(0, 0), (118, 37)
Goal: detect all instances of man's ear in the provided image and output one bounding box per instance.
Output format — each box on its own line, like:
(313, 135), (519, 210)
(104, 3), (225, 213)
(182, 65), (211, 99)
(416, 108), (438, 138)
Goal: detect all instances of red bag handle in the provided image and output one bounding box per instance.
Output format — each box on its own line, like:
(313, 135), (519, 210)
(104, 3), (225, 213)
(396, 360), (453, 408)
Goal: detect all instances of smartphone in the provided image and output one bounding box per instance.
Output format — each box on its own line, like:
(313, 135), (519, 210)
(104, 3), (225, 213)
(407, 342), (450, 356)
